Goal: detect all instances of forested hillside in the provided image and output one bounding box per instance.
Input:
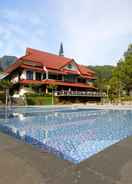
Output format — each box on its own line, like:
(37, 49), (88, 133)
(88, 44), (132, 99)
(0, 56), (17, 71)
(88, 65), (114, 92)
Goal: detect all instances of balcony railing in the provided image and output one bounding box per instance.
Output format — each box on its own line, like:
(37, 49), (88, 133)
(55, 90), (105, 97)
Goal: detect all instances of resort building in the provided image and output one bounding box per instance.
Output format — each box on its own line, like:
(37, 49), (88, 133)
(4, 48), (98, 97)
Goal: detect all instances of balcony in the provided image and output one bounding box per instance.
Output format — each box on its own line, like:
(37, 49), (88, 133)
(55, 90), (105, 97)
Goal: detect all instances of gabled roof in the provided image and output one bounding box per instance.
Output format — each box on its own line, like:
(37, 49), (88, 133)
(24, 48), (95, 76)
(4, 48), (95, 78)
(78, 64), (95, 76)
(24, 48), (73, 70)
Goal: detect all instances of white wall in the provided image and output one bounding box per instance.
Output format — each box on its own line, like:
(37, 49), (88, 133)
(20, 70), (26, 80)
(64, 62), (78, 71)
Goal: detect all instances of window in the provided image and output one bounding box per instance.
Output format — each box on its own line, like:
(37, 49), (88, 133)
(67, 63), (73, 69)
(43, 73), (46, 79)
(36, 72), (41, 80)
(26, 71), (33, 80)
(58, 75), (62, 80)
(64, 75), (76, 82)
(64, 62), (78, 71)
(78, 78), (86, 83)
(49, 74), (57, 80)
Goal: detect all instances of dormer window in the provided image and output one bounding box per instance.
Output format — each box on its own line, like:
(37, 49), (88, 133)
(67, 63), (73, 69)
(64, 62), (78, 71)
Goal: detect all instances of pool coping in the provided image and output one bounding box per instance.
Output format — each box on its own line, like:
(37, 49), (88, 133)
(1, 103), (132, 110)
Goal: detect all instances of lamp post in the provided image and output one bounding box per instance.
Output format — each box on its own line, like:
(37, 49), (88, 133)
(52, 88), (54, 105)
(106, 85), (110, 103)
(47, 84), (57, 105)
(118, 80), (121, 104)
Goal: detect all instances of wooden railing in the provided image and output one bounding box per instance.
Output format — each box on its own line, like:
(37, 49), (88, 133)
(54, 91), (105, 97)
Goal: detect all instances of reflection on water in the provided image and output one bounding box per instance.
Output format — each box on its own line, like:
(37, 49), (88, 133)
(0, 107), (132, 163)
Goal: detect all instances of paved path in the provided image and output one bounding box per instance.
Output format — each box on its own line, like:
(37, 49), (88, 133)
(0, 132), (132, 184)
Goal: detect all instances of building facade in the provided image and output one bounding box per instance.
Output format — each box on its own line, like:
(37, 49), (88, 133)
(5, 48), (96, 96)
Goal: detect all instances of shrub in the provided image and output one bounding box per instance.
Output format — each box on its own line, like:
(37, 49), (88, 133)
(26, 95), (53, 105)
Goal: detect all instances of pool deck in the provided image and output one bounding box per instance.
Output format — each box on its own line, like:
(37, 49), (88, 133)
(0, 132), (132, 184)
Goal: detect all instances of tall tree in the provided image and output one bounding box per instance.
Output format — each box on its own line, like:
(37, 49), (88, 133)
(110, 45), (132, 96)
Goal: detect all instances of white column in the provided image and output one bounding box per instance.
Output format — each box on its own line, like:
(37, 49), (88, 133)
(46, 71), (48, 79)
(62, 75), (64, 81)
(33, 71), (36, 80)
(46, 87), (48, 94)
(41, 73), (43, 80)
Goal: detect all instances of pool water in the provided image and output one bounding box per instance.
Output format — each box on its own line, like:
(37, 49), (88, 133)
(0, 107), (132, 164)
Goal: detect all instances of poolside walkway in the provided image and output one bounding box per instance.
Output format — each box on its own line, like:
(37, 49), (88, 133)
(0, 132), (132, 184)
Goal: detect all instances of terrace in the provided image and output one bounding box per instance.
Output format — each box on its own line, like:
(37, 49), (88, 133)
(55, 90), (105, 97)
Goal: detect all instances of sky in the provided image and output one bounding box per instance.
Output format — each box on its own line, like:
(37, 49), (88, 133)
(0, 0), (132, 66)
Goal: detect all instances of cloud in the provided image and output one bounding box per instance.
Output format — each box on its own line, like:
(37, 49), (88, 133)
(0, 8), (48, 56)
(55, 0), (132, 65)
(0, 0), (132, 65)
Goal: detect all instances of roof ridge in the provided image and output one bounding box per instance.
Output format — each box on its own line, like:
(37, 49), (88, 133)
(26, 47), (73, 61)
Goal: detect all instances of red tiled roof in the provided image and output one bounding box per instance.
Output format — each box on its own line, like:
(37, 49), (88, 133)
(44, 79), (95, 88)
(20, 79), (95, 89)
(63, 69), (80, 75)
(4, 48), (95, 79)
(81, 75), (96, 80)
(78, 65), (95, 76)
(20, 64), (44, 72)
(24, 48), (73, 70)
(47, 69), (65, 74)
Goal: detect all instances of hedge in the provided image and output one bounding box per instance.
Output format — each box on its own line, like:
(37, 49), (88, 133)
(26, 96), (53, 105)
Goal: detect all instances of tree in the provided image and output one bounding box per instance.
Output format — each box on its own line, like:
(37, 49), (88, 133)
(124, 44), (132, 58)
(109, 45), (132, 97)
(88, 65), (114, 92)
(0, 80), (13, 105)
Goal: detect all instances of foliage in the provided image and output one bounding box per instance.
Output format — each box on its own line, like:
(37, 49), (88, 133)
(89, 44), (132, 100)
(25, 93), (51, 97)
(47, 84), (57, 90)
(26, 96), (53, 105)
(0, 92), (5, 104)
(0, 80), (13, 90)
(88, 65), (114, 92)
(109, 45), (132, 96)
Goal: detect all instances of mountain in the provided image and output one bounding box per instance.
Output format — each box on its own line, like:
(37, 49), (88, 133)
(0, 56), (17, 71)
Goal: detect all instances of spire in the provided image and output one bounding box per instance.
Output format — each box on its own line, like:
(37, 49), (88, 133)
(59, 42), (64, 56)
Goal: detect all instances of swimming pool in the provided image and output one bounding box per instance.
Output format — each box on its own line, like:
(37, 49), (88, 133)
(0, 107), (132, 164)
